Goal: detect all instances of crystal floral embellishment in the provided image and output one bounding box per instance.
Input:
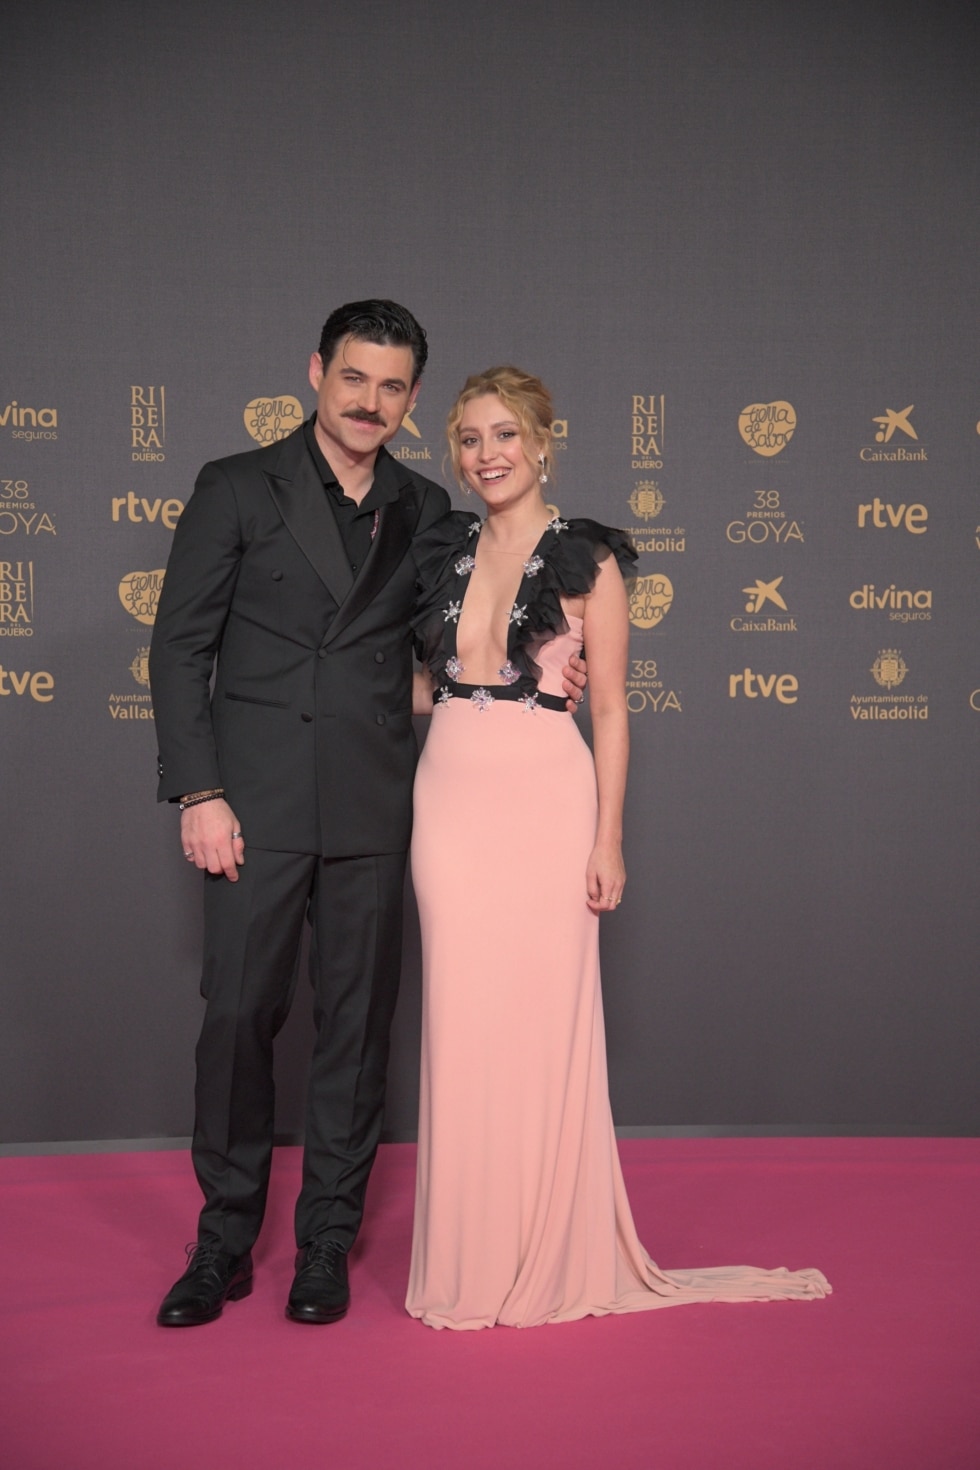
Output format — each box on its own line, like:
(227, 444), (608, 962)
(498, 661), (520, 685)
(436, 687), (452, 706)
(518, 693), (539, 713)
(470, 687), (494, 712)
(510, 603), (528, 626)
(442, 600), (462, 622)
(547, 517), (569, 534)
(445, 656), (464, 680)
(455, 555), (476, 576)
(468, 521), (482, 536)
(523, 554), (545, 577)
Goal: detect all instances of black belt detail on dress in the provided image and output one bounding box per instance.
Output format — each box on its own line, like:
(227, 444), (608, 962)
(436, 682), (569, 713)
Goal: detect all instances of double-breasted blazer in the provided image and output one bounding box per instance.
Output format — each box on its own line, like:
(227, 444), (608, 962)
(149, 424), (450, 856)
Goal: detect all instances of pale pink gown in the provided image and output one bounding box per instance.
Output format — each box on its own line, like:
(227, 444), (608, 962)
(406, 618), (830, 1330)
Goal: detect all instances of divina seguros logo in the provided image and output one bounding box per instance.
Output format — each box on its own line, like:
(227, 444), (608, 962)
(1, 401), (58, 441)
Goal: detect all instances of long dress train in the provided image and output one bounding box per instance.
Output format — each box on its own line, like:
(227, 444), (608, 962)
(406, 514), (830, 1329)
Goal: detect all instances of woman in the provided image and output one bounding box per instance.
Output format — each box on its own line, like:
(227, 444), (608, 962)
(406, 367), (829, 1329)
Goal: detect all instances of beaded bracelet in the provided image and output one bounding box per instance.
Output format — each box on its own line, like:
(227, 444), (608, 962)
(178, 789), (225, 811)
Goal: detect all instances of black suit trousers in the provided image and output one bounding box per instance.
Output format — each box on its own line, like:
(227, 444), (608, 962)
(192, 846), (406, 1256)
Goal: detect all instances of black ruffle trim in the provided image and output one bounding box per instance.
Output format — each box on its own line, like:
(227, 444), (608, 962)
(412, 511), (638, 691)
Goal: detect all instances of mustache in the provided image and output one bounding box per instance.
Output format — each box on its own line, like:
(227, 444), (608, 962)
(342, 409), (385, 427)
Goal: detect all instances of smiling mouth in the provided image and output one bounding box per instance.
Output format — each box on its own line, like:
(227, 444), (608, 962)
(479, 468), (510, 481)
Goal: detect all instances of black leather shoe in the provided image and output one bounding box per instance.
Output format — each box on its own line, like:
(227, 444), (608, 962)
(286, 1238), (350, 1323)
(157, 1242), (253, 1327)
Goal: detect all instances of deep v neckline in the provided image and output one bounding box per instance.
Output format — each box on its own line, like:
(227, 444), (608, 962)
(451, 520), (552, 684)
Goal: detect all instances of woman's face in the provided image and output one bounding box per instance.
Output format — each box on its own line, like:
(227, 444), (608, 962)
(456, 394), (542, 509)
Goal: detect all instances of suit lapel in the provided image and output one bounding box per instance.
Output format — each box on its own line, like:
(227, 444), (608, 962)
(263, 432), (354, 606)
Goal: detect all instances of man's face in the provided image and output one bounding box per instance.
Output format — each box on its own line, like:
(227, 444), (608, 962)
(308, 335), (419, 464)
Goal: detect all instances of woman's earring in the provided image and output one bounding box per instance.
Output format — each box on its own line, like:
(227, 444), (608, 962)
(538, 454), (549, 485)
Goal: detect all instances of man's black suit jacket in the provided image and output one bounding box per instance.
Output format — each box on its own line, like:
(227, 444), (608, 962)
(149, 424), (450, 857)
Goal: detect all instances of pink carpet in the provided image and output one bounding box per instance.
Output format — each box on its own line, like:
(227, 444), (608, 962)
(1, 1138), (977, 1469)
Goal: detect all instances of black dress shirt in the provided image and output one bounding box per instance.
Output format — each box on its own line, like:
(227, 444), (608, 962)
(302, 417), (402, 577)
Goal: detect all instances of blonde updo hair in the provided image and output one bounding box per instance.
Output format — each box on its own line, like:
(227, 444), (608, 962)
(446, 366), (555, 490)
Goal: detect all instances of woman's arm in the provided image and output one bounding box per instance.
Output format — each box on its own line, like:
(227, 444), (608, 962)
(580, 554), (630, 913)
(413, 666), (435, 716)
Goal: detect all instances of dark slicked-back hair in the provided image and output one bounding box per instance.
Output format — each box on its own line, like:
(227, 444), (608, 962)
(317, 299), (428, 385)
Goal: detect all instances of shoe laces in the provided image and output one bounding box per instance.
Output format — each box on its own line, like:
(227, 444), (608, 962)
(302, 1238), (346, 1274)
(184, 1241), (224, 1268)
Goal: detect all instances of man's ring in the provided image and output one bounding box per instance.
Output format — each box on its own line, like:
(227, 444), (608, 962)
(231, 830), (242, 839)
(183, 851), (193, 858)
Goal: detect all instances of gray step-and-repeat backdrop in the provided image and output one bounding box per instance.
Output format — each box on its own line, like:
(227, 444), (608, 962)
(2, 1), (978, 1146)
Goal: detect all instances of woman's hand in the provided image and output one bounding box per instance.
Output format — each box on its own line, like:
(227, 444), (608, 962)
(586, 839), (625, 913)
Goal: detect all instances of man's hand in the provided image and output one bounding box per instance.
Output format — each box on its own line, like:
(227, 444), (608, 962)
(562, 650), (588, 713)
(180, 798), (245, 881)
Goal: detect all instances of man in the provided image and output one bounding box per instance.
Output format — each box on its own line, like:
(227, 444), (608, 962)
(150, 301), (584, 1328)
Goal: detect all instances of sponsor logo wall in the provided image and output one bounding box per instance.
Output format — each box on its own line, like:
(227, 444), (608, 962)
(3, 1), (977, 1143)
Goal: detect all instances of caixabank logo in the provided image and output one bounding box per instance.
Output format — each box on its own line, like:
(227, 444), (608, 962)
(391, 405), (432, 464)
(131, 387), (166, 461)
(0, 559), (34, 635)
(1, 400), (58, 442)
(738, 401), (796, 457)
(859, 404), (927, 463)
(727, 488), (804, 546)
(849, 650), (928, 721)
(1, 479), (56, 537)
(244, 395), (305, 445)
(730, 576), (797, 633)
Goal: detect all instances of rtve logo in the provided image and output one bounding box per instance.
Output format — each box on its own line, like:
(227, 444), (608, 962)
(857, 499), (927, 533)
(729, 668), (798, 704)
(0, 665), (53, 700)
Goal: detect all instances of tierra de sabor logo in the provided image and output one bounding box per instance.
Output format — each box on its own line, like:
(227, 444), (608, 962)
(859, 405), (926, 463)
(727, 488), (803, 547)
(738, 402), (796, 457)
(625, 657), (682, 714)
(131, 387), (165, 461)
(118, 569), (165, 626)
(631, 396), (664, 468)
(849, 584), (932, 623)
(1, 401), (58, 442)
(629, 575), (673, 630)
(109, 646), (154, 721)
(850, 649), (928, 720)
(244, 396), (304, 445)
(731, 576), (797, 632)
(0, 559), (34, 635)
(1, 479), (55, 537)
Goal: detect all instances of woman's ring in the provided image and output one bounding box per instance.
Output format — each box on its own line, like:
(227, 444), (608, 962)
(231, 830), (243, 839)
